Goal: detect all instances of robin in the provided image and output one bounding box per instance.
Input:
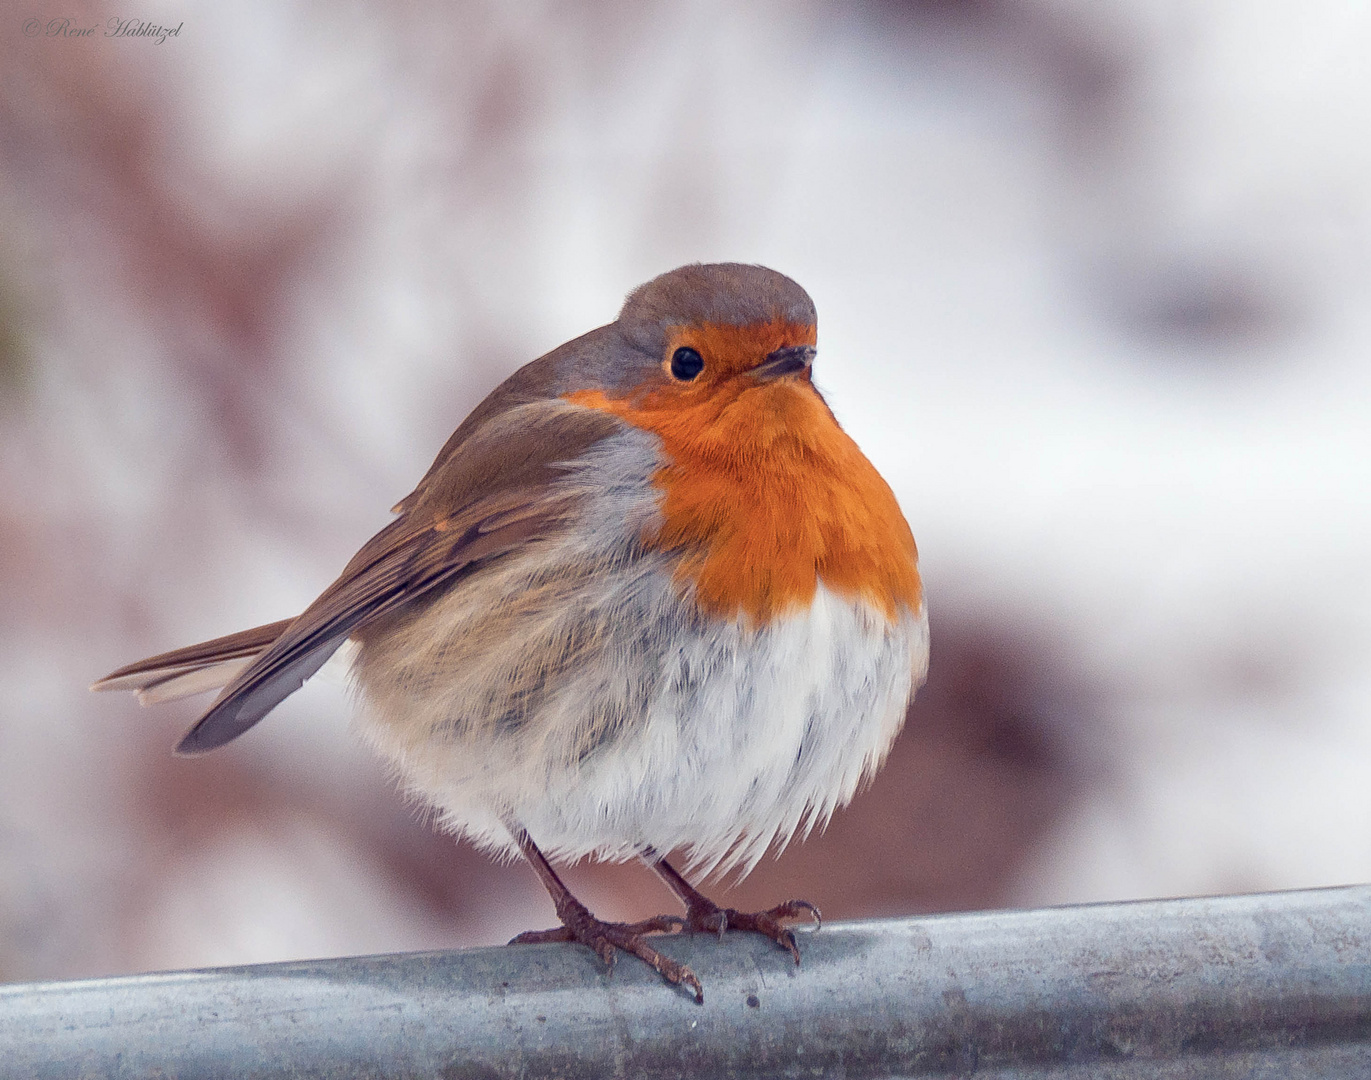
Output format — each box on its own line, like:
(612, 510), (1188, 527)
(94, 262), (928, 1002)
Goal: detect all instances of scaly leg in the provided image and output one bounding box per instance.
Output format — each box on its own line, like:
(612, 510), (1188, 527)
(643, 848), (821, 965)
(506, 827), (703, 1003)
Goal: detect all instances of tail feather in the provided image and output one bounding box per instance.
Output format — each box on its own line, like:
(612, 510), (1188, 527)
(133, 657), (256, 706)
(92, 618), (295, 703)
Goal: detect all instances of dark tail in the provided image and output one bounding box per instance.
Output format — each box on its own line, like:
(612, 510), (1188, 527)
(92, 618), (296, 706)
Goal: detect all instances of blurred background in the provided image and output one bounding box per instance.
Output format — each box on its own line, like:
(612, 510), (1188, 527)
(2, 0), (1370, 983)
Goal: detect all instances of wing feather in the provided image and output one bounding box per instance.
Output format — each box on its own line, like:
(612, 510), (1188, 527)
(168, 401), (621, 754)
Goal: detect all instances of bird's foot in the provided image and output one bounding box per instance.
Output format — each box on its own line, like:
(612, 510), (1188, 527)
(511, 905), (702, 1003)
(682, 898), (821, 964)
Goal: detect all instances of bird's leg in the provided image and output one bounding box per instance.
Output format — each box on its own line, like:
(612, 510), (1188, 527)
(506, 827), (702, 1002)
(642, 848), (821, 966)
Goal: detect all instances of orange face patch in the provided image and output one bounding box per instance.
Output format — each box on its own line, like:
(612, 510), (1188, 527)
(567, 321), (921, 627)
(664, 318), (817, 381)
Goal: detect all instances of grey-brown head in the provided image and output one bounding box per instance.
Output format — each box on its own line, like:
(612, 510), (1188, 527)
(616, 263), (816, 354)
(433, 263), (820, 454)
(540, 262), (819, 402)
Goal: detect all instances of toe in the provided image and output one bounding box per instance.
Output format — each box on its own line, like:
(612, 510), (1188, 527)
(512, 912), (705, 1003)
(621, 913), (686, 936)
(510, 926), (576, 945)
(775, 926), (801, 965)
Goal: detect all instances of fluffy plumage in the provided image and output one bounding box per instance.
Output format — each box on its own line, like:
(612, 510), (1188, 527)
(94, 259), (927, 896)
(352, 421), (928, 875)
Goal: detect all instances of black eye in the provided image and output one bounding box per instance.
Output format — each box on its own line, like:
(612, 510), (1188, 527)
(670, 346), (705, 381)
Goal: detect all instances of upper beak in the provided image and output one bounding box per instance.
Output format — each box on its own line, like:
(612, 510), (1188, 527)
(752, 344), (816, 381)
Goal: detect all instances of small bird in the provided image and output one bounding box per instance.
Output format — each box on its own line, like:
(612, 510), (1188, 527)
(94, 263), (928, 1002)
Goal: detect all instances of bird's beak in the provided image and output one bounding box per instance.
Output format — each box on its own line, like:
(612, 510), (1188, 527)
(751, 344), (816, 382)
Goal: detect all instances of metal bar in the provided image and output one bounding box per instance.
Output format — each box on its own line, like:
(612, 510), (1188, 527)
(1, 884), (1368, 1079)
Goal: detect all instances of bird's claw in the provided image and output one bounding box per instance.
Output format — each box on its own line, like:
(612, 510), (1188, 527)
(511, 909), (702, 1003)
(683, 897), (822, 965)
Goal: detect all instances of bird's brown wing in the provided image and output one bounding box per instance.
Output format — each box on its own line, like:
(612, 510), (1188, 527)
(100, 399), (623, 755)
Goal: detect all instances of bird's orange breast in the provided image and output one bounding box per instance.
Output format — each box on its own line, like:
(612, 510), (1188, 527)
(566, 360), (921, 627)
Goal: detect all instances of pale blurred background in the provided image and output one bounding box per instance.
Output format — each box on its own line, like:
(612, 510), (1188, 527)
(2, 0), (1370, 983)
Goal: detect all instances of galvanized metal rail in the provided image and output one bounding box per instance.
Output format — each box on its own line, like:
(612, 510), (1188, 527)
(1, 884), (1368, 1078)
